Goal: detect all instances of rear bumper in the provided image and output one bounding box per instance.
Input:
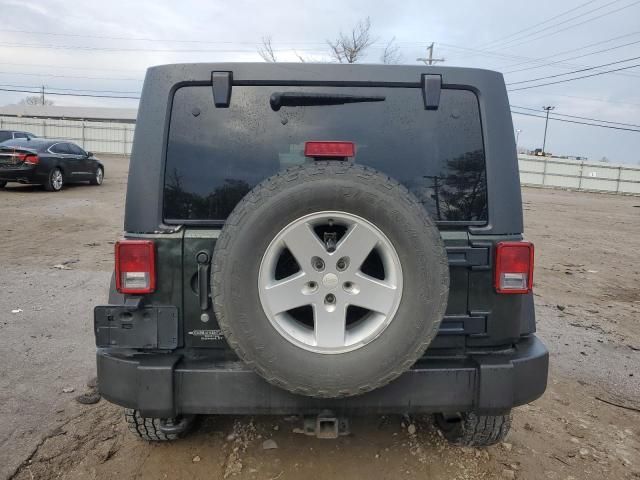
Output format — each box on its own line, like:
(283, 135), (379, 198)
(0, 166), (43, 183)
(97, 335), (548, 418)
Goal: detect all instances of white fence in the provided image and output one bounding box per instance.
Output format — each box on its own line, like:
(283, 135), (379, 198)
(518, 154), (640, 195)
(0, 115), (135, 155)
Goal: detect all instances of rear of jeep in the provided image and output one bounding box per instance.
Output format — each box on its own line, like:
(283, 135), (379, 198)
(94, 63), (548, 445)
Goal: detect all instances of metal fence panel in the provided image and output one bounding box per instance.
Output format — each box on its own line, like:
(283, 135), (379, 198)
(0, 115), (134, 155)
(518, 154), (640, 195)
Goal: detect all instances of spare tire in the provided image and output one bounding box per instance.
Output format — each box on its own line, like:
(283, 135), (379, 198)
(212, 161), (449, 398)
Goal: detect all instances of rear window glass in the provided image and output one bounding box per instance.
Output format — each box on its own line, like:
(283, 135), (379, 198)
(164, 86), (487, 223)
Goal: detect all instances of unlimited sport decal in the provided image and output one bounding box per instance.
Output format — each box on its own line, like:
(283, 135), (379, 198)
(188, 329), (225, 341)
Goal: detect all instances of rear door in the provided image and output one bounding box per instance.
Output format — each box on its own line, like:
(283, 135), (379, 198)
(50, 142), (82, 178)
(163, 84), (489, 349)
(68, 143), (92, 179)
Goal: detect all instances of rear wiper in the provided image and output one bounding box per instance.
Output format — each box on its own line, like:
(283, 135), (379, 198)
(270, 92), (385, 111)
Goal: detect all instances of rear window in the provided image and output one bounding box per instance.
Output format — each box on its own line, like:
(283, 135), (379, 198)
(164, 86), (487, 223)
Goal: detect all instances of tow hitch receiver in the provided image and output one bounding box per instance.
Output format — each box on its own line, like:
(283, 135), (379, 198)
(158, 415), (196, 435)
(298, 410), (350, 439)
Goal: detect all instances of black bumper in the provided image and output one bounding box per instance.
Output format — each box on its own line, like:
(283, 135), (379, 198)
(0, 166), (43, 183)
(97, 336), (548, 418)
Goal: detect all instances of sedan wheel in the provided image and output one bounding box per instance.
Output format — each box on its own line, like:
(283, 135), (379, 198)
(45, 168), (63, 192)
(90, 167), (104, 186)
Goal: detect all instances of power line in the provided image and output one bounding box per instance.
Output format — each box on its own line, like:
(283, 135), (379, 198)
(503, 37), (640, 74)
(446, 1), (634, 62)
(0, 71), (142, 81)
(508, 62), (640, 90)
(437, 41), (640, 78)
(509, 90), (640, 107)
(511, 105), (640, 128)
(511, 110), (640, 132)
(0, 28), (329, 46)
(480, 0), (601, 49)
(501, 31), (640, 72)
(506, 55), (640, 85)
(496, 0), (640, 51)
(0, 61), (144, 74)
(451, 1), (640, 66)
(0, 41), (327, 54)
(485, 0), (630, 50)
(0, 86), (139, 99)
(0, 83), (141, 94)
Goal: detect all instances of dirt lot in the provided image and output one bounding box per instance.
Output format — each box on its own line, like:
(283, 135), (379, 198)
(1, 155), (638, 480)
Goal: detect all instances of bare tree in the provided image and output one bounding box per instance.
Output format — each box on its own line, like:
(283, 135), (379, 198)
(380, 36), (403, 64)
(327, 17), (376, 64)
(258, 36), (277, 63)
(19, 95), (53, 106)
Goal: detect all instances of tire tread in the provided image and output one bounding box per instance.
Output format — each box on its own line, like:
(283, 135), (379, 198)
(124, 409), (179, 442)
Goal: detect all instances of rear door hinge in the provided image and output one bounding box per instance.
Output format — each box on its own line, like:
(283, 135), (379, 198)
(421, 74), (441, 110)
(446, 245), (490, 269)
(211, 71), (232, 108)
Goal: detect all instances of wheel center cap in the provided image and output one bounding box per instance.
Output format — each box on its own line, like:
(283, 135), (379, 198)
(322, 273), (339, 289)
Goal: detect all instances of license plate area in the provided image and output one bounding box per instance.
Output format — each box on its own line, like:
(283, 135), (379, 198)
(0, 154), (18, 166)
(94, 305), (178, 349)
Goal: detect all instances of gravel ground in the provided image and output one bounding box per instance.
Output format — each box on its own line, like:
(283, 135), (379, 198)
(0, 155), (638, 479)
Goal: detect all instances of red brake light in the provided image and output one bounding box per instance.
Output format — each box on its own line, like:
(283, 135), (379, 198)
(494, 241), (534, 294)
(304, 141), (355, 158)
(16, 153), (39, 165)
(115, 240), (156, 294)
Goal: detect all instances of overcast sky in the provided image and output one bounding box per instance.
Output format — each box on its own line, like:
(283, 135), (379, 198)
(0, 0), (639, 163)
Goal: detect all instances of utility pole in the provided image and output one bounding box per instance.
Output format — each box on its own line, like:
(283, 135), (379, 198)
(417, 43), (445, 66)
(515, 129), (522, 150)
(542, 106), (555, 155)
(41, 85), (45, 106)
(423, 175), (442, 220)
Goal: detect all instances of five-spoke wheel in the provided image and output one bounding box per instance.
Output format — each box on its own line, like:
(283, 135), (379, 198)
(258, 211), (403, 354)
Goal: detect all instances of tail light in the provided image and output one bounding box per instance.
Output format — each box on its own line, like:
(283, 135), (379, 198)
(115, 240), (156, 294)
(304, 141), (355, 158)
(494, 241), (534, 294)
(16, 153), (39, 165)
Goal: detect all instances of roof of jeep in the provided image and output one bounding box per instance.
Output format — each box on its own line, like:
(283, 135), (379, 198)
(145, 62), (503, 84)
(125, 62), (522, 235)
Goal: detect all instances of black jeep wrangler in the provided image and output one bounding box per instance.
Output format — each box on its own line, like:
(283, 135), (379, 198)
(95, 63), (548, 446)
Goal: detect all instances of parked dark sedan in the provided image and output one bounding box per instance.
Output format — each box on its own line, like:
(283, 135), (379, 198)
(0, 138), (104, 191)
(0, 129), (38, 142)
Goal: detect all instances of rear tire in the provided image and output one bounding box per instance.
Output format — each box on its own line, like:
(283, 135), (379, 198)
(124, 409), (190, 442)
(0, 180), (6, 188)
(435, 411), (512, 447)
(44, 168), (63, 192)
